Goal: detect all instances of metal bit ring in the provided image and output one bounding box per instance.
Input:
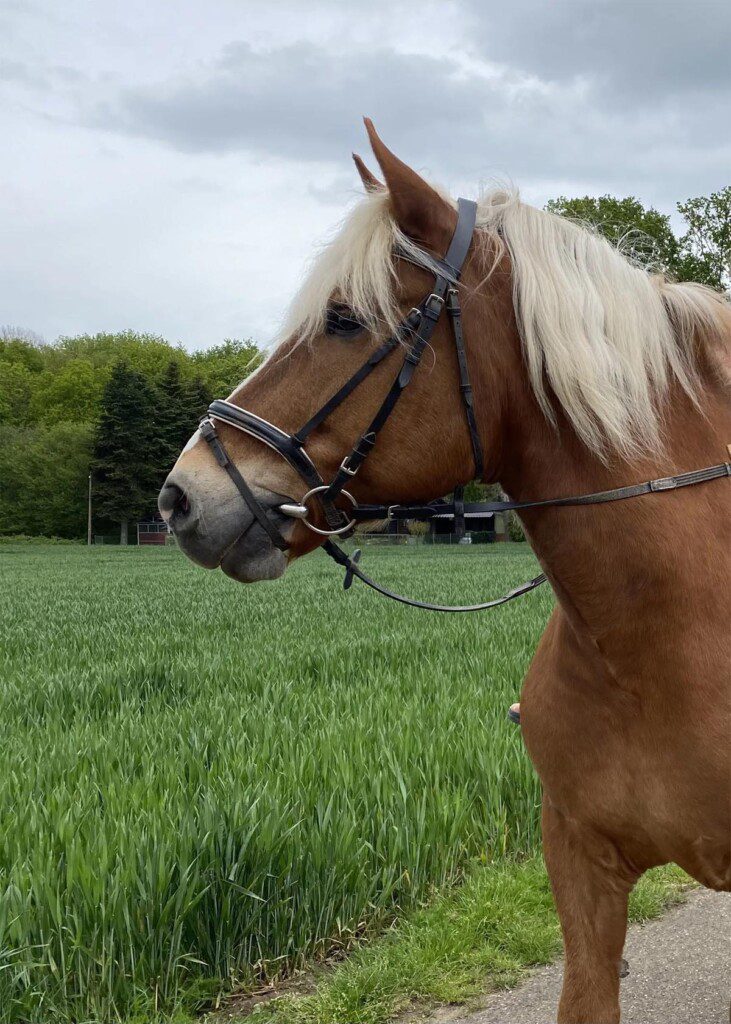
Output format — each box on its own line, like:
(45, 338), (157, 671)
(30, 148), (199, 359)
(299, 486), (358, 536)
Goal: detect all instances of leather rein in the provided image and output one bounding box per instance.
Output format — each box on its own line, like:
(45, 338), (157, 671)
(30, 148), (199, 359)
(198, 198), (730, 612)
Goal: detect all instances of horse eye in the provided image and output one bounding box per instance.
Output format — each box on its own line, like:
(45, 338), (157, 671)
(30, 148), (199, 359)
(325, 304), (364, 338)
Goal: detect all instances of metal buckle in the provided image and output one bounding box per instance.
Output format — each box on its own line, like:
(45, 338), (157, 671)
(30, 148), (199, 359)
(649, 477), (678, 491)
(339, 455), (359, 477)
(299, 486), (359, 536)
(400, 308), (423, 336)
(423, 293), (445, 320)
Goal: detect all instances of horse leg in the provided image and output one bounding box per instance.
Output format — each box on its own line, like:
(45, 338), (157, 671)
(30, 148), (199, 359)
(543, 798), (638, 1024)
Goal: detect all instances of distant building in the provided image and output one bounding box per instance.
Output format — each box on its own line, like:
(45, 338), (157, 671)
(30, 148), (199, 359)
(137, 512), (170, 545)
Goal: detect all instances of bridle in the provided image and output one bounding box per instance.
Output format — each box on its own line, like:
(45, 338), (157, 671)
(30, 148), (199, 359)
(198, 198), (731, 612)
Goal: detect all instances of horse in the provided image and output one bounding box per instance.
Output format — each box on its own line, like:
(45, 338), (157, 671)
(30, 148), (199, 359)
(159, 120), (731, 1024)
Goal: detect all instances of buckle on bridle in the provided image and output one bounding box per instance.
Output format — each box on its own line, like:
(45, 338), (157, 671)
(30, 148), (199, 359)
(339, 454), (359, 476)
(423, 293), (445, 321)
(299, 486), (359, 536)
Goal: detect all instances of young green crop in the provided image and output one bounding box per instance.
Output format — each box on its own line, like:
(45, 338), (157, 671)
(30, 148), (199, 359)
(0, 543), (551, 1022)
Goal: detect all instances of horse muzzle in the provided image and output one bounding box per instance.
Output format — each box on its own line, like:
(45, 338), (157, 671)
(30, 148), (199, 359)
(158, 470), (293, 581)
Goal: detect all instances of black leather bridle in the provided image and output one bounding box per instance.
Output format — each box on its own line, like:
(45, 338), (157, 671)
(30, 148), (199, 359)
(198, 198), (730, 612)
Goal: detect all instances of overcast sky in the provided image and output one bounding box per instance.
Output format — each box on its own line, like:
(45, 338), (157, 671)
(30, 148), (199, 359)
(2, 0), (729, 350)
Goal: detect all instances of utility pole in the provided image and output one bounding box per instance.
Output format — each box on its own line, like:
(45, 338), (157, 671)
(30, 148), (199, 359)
(87, 473), (93, 546)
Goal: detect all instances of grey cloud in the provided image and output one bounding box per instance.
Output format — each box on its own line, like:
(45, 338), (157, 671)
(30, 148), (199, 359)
(92, 43), (482, 160)
(464, 0), (731, 99)
(89, 35), (729, 204)
(2, 0), (729, 351)
(51, 64), (86, 84)
(0, 58), (46, 87)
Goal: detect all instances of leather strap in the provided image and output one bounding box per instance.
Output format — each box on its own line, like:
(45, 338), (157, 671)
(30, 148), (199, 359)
(447, 288), (484, 480)
(320, 297), (447, 503)
(207, 400), (323, 488)
(353, 461), (731, 522)
(316, 200), (477, 505)
(324, 539), (547, 612)
(453, 485), (466, 539)
(322, 460), (729, 611)
(199, 418), (290, 551)
(444, 198), (477, 275)
(293, 335), (400, 445)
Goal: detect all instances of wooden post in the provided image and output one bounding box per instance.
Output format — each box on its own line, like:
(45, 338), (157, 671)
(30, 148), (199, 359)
(87, 474), (92, 546)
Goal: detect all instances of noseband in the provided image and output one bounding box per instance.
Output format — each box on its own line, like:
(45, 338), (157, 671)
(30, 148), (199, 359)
(199, 198), (730, 612)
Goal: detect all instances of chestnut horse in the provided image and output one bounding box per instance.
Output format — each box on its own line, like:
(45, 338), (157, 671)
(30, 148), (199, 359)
(160, 121), (730, 1023)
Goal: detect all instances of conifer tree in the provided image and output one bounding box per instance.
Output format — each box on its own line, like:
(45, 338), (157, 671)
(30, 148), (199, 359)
(189, 375), (212, 422)
(156, 361), (191, 467)
(156, 361), (212, 471)
(92, 361), (159, 544)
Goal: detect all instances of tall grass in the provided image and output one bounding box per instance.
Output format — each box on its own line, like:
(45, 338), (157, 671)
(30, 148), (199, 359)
(0, 543), (551, 1022)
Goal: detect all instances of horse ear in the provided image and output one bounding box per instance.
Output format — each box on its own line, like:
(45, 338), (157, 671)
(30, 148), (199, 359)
(363, 117), (456, 249)
(352, 153), (383, 193)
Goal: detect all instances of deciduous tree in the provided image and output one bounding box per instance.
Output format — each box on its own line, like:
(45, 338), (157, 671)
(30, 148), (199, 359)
(676, 186), (730, 291)
(0, 422), (93, 537)
(545, 195), (679, 273)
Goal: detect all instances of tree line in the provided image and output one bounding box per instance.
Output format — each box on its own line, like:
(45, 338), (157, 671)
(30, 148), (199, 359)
(546, 187), (729, 291)
(0, 188), (727, 541)
(0, 332), (261, 540)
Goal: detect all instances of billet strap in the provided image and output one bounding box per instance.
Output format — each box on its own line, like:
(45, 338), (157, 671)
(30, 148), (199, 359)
(323, 539), (547, 612)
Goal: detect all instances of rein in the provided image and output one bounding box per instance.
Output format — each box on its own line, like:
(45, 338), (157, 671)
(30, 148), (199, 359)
(199, 198), (731, 612)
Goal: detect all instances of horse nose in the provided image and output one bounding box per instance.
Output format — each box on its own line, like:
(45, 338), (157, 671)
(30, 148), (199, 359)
(158, 478), (193, 526)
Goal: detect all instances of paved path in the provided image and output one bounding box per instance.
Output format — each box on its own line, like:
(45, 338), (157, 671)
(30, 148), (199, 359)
(444, 889), (730, 1024)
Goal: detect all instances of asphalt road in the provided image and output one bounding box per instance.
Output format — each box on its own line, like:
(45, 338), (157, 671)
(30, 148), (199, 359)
(445, 888), (730, 1024)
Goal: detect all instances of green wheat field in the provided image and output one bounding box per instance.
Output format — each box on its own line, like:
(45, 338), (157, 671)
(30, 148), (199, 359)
(0, 541), (552, 1023)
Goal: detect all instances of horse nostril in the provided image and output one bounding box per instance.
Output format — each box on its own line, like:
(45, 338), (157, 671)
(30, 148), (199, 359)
(158, 480), (191, 519)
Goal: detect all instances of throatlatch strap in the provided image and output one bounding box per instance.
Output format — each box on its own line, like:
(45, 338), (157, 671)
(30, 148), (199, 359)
(447, 288), (484, 480)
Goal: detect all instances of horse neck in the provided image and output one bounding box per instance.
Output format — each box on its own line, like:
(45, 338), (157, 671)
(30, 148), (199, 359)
(494, 369), (731, 655)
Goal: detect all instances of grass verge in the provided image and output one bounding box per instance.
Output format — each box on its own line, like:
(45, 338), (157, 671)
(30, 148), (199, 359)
(212, 859), (689, 1024)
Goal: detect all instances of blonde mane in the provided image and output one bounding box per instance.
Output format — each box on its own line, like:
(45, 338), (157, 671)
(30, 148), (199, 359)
(278, 186), (729, 459)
